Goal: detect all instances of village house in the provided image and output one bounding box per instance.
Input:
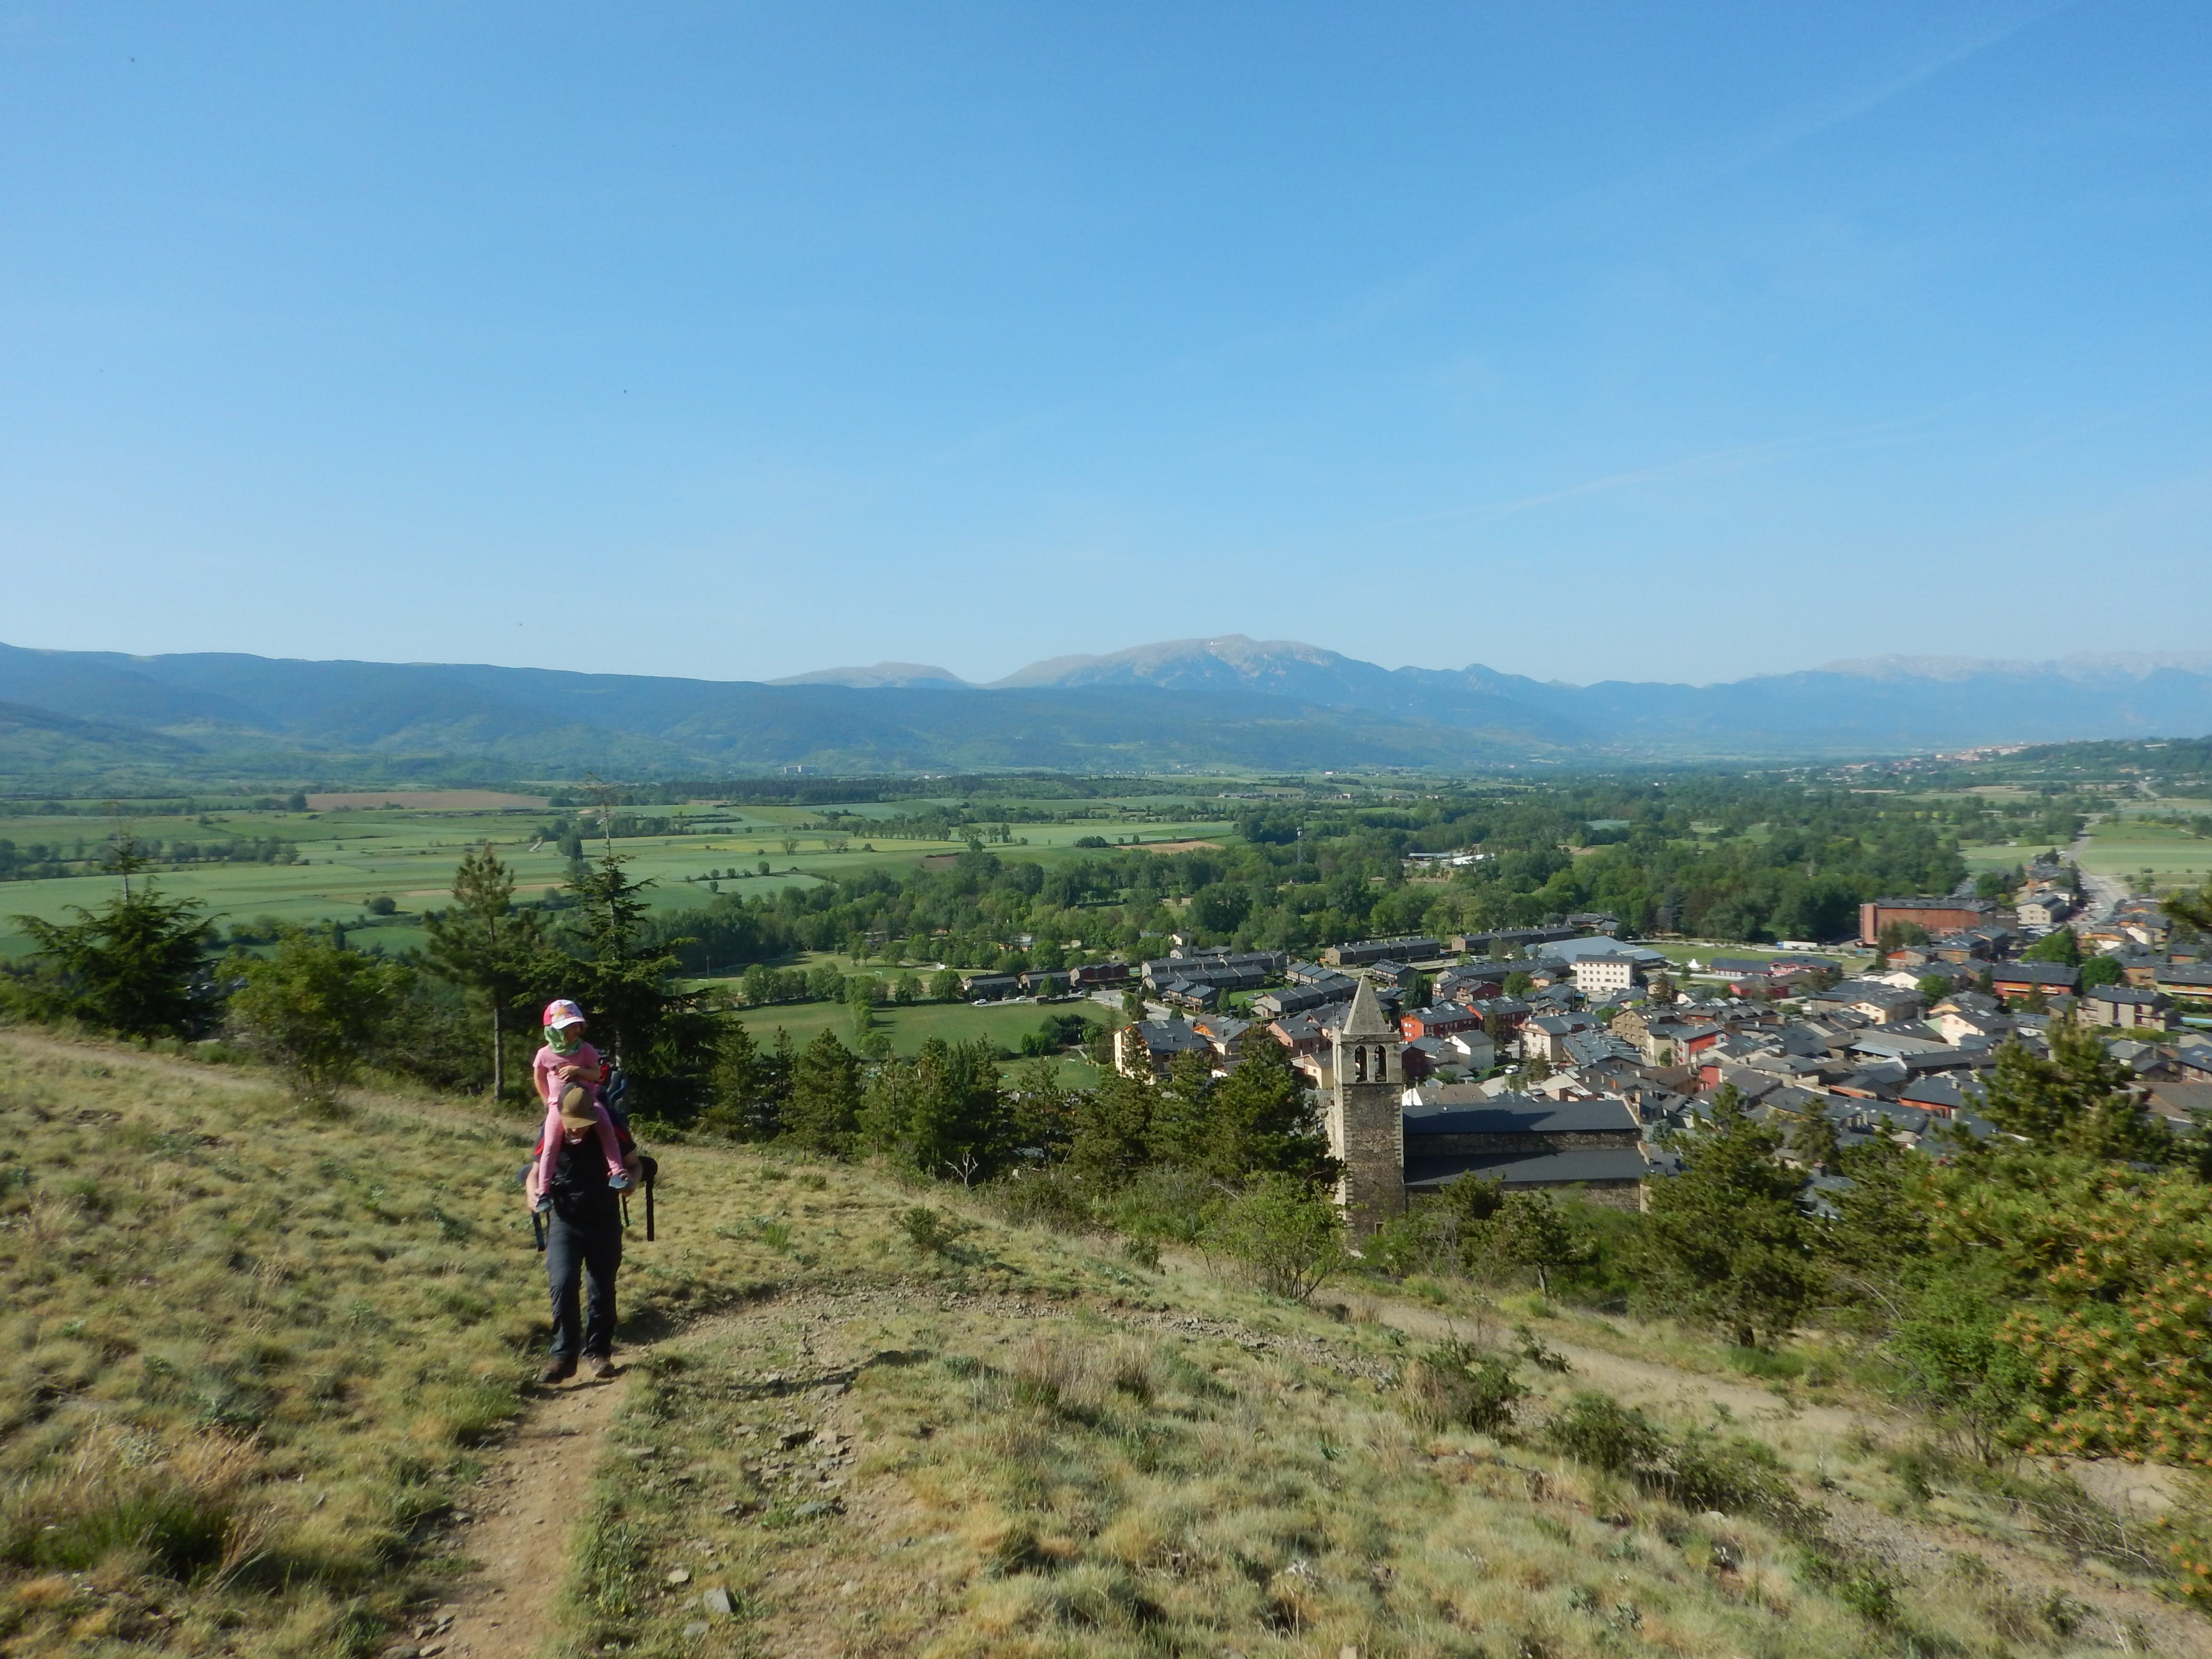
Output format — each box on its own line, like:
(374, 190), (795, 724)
(1250, 975), (1358, 1020)
(1520, 1011), (1603, 1064)
(1571, 952), (1643, 998)
(1434, 963), (1509, 1004)
(2155, 964), (2212, 1009)
(1991, 961), (2080, 1003)
(1112, 1018), (1215, 1079)
(2078, 985), (2176, 1031)
(1399, 1002), (1484, 1042)
(1324, 935), (1444, 967)
(1803, 979), (1924, 1024)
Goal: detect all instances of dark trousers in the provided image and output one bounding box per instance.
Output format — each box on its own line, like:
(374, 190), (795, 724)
(545, 1211), (622, 1360)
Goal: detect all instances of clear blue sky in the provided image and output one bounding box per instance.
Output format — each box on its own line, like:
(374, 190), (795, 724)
(4, 2), (2209, 686)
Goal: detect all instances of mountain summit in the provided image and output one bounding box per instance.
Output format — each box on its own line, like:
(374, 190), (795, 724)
(766, 662), (969, 689)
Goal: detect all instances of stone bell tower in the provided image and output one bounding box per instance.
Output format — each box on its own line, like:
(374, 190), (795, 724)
(1327, 977), (1406, 1235)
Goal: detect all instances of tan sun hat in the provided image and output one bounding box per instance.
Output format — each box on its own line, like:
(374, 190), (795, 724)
(557, 1083), (598, 1133)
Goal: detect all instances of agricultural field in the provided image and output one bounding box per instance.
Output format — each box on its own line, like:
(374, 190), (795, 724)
(2073, 817), (2212, 891)
(1632, 940), (1875, 974)
(0, 796), (1238, 961)
(714, 994), (1108, 1089)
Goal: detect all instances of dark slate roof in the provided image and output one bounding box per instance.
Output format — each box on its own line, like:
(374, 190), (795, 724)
(1135, 1020), (1213, 1054)
(1405, 1148), (1650, 1189)
(2086, 985), (2170, 1006)
(1993, 962), (2080, 987)
(1403, 1095), (1638, 1136)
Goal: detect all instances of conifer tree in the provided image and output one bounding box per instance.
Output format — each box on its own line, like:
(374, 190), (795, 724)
(1981, 1023), (2168, 1163)
(9, 838), (212, 1039)
(784, 1028), (862, 1153)
(544, 848), (716, 1120)
(1067, 1070), (1156, 1185)
(423, 841), (536, 1099)
(1489, 1191), (1595, 1296)
(1205, 1038), (1334, 1184)
(1639, 1087), (1817, 1347)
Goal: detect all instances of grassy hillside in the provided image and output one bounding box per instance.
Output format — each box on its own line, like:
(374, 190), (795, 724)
(0, 1030), (2200, 1658)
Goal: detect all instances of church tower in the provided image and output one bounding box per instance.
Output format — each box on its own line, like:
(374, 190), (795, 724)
(1327, 977), (1405, 1235)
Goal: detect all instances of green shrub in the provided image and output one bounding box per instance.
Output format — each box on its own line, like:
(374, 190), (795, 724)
(986, 1165), (1097, 1233)
(1542, 1392), (1815, 1532)
(1105, 1166), (1215, 1247)
(900, 1205), (968, 1256)
(1796, 1548), (1899, 1624)
(1402, 1341), (1528, 1433)
(1541, 1394), (1666, 1473)
(1206, 1173), (1346, 1303)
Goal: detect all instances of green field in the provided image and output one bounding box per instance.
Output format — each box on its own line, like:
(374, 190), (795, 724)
(717, 994), (1107, 1087)
(0, 797), (1238, 960)
(2074, 818), (2212, 889)
(1959, 840), (2063, 872)
(1636, 940), (1873, 972)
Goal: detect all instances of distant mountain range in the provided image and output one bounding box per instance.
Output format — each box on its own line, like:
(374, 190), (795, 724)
(5, 635), (2212, 788)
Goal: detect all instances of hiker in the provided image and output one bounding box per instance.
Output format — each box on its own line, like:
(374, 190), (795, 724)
(525, 1000), (639, 1383)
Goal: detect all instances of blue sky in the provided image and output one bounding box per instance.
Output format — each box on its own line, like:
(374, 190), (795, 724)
(3, 2), (2209, 686)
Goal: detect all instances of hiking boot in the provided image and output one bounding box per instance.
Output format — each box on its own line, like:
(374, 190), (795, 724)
(540, 1358), (577, 1384)
(588, 1355), (619, 1381)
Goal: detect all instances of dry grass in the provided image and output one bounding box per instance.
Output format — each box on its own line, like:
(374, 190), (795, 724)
(0, 1026), (2200, 1659)
(0, 1028), (1150, 1654)
(563, 1285), (2172, 1659)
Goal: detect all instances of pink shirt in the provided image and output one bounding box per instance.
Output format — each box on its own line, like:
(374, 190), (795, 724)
(529, 1041), (625, 1193)
(533, 1041), (604, 1109)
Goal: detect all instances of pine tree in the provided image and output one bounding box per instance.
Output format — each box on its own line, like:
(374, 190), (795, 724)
(423, 842), (535, 1099)
(1981, 1024), (2168, 1163)
(1067, 1070), (1155, 1185)
(1144, 1051), (1217, 1171)
(1489, 1191), (1595, 1296)
(9, 839), (212, 1038)
(1007, 1058), (1076, 1161)
(784, 1029), (862, 1153)
(1640, 1088), (1818, 1347)
(703, 1019), (787, 1140)
(545, 849), (717, 1121)
(1205, 1039), (1335, 1184)
(901, 1038), (1009, 1183)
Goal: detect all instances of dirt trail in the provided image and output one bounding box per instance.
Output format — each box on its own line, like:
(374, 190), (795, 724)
(422, 1371), (632, 1659)
(1330, 1289), (1870, 1440)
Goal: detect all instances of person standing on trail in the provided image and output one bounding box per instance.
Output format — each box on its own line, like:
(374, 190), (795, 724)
(524, 1000), (638, 1383)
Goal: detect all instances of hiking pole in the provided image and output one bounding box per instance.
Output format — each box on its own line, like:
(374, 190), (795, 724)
(645, 1171), (656, 1242)
(531, 1209), (546, 1253)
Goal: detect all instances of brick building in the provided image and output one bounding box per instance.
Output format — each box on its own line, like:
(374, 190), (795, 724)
(1859, 896), (1996, 945)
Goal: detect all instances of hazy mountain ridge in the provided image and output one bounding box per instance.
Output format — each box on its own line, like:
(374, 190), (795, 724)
(2, 635), (2209, 786)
